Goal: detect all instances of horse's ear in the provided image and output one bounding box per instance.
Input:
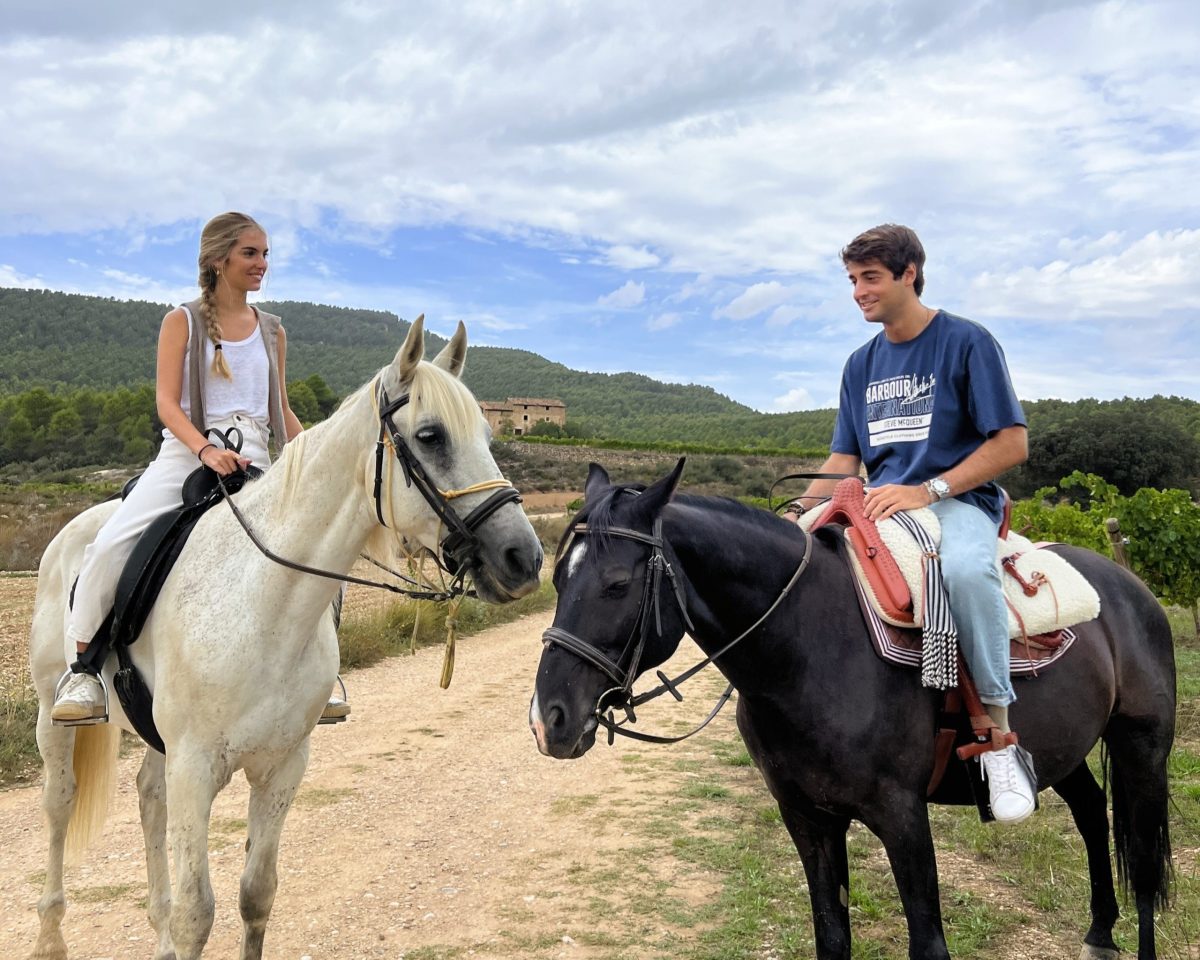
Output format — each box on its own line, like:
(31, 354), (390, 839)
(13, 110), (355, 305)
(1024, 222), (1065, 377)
(639, 457), (686, 513)
(584, 463), (611, 502)
(431, 320), (467, 378)
(395, 314), (426, 382)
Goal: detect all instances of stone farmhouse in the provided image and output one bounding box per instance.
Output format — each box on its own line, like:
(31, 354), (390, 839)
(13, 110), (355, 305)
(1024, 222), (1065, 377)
(479, 397), (566, 435)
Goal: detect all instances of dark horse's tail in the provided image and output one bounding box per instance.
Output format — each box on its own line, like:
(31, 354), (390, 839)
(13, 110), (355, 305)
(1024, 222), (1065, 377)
(1104, 741), (1173, 910)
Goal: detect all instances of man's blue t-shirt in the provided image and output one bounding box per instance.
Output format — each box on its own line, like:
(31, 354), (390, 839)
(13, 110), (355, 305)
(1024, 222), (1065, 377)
(830, 311), (1025, 524)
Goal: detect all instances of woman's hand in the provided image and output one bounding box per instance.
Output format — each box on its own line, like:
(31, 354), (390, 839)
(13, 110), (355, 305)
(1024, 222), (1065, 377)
(198, 444), (250, 477)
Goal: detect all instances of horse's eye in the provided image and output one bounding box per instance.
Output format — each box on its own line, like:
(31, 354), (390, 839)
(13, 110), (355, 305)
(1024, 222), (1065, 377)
(415, 426), (443, 445)
(601, 573), (632, 599)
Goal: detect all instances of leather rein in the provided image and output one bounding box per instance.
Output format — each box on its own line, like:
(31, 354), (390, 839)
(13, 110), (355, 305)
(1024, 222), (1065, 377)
(542, 510), (814, 745)
(215, 378), (523, 602)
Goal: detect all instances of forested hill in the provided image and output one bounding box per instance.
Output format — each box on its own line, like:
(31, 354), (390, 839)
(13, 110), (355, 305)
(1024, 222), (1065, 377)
(0, 288), (837, 448)
(4, 288), (1200, 459)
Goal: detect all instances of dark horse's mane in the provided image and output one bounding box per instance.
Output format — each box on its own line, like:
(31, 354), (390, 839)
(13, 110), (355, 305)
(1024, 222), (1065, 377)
(555, 486), (793, 564)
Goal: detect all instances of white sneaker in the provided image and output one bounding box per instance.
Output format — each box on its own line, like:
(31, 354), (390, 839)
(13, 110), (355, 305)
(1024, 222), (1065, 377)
(51, 672), (107, 723)
(980, 745), (1036, 823)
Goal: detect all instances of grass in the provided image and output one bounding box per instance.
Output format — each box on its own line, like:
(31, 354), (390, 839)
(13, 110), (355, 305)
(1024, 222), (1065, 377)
(336, 578), (558, 671)
(0, 682), (40, 783)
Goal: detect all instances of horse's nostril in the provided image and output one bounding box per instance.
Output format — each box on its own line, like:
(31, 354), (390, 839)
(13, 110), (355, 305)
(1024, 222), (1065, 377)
(546, 703), (565, 731)
(505, 544), (541, 579)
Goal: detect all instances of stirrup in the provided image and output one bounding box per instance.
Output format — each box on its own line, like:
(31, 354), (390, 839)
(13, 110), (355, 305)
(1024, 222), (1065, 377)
(317, 675), (350, 726)
(51, 668), (110, 727)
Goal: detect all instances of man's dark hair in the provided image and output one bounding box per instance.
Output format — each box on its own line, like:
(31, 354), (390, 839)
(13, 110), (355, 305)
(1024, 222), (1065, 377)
(841, 224), (926, 297)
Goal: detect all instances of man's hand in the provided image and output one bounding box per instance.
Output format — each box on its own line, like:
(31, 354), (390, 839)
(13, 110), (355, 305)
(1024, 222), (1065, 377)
(863, 483), (931, 522)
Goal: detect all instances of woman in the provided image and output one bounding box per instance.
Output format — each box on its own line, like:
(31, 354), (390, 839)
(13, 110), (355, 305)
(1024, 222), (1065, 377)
(51, 211), (349, 724)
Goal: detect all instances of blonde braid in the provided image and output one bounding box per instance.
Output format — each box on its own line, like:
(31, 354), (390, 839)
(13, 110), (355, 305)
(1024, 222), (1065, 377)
(197, 263), (233, 380)
(196, 210), (263, 381)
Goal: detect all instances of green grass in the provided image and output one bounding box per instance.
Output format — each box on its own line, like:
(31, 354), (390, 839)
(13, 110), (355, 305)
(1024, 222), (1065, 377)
(0, 683), (40, 784)
(336, 578), (558, 670)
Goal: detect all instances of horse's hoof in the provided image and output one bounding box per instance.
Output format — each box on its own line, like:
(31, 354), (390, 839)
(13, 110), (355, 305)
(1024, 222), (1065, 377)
(1080, 945), (1119, 960)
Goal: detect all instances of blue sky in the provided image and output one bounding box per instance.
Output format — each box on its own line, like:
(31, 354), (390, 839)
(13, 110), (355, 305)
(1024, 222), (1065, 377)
(2, 0), (1199, 412)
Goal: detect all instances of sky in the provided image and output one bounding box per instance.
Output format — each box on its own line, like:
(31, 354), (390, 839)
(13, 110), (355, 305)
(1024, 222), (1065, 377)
(2, 0), (1199, 413)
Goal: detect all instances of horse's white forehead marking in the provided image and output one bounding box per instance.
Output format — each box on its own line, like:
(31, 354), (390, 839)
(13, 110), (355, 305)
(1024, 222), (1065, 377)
(565, 540), (587, 580)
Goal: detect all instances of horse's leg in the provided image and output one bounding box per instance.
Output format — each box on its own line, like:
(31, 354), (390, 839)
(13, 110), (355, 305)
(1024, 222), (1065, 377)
(29, 717), (74, 960)
(238, 741), (310, 960)
(866, 796), (950, 960)
(778, 805), (853, 960)
(165, 748), (231, 960)
(136, 749), (175, 960)
(1053, 763), (1120, 960)
(1105, 717), (1173, 960)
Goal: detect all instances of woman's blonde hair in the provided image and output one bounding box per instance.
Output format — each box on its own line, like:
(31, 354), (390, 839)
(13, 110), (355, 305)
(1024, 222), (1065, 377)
(197, 211), (265, 380)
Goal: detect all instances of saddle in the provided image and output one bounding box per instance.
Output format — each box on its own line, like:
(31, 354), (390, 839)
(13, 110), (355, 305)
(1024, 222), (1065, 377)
(76, 459), (260, 752)
(801, 478), (1098, 809)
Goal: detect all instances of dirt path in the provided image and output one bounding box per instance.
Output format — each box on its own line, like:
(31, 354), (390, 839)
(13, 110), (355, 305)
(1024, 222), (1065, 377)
(1, 610), (734, 959)
(0, 578), (1082, 960)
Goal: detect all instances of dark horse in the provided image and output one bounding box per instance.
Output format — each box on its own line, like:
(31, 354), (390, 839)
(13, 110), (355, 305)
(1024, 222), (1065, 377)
(529, 461), (1175, 959)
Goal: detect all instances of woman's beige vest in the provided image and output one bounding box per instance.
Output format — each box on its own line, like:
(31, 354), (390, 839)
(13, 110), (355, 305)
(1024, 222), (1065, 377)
(183, 299), (289, 457)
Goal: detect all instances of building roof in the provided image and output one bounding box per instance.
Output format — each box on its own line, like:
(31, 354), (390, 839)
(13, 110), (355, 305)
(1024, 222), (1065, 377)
(479, 401), (512, 411)
(508, 397), (565, 407)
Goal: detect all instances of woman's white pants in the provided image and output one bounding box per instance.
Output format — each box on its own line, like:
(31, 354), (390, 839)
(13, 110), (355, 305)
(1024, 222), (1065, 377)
(65, 415), (270, 647)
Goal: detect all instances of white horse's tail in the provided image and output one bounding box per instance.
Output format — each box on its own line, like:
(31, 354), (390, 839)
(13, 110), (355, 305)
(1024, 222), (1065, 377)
(65, 722), (122, 864)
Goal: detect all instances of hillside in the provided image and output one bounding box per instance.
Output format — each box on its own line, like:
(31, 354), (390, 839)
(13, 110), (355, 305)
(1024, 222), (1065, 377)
(0, 289), (835, 448)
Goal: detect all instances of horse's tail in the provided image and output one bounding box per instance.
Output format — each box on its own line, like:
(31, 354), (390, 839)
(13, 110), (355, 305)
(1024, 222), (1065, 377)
(1103, 741), (1173, 910)
(65, 722), (122, 864)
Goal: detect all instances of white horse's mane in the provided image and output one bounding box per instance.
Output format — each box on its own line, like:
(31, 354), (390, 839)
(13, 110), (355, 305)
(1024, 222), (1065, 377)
(275, 359), (485, 510)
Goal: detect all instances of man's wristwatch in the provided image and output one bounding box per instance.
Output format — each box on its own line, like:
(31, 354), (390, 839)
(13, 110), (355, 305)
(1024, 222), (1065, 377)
(925, 477), (951, 503)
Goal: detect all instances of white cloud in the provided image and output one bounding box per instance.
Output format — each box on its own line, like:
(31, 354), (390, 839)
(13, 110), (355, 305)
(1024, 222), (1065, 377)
(716, 281), (793, 321)
(772, 387), (817, 412)
(647, 312), (682, 331)
(597, 280), (645, 308)
(766, 305), (804, 328)
(603, 245), (661, 269)
(0, 264), (47, 288)
(966, 228), (1200, 320)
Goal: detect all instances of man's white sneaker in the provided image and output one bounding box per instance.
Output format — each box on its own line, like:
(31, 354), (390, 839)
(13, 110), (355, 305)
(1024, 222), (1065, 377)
(50, 671), (107, 724)
(980, 744), (1036, 823)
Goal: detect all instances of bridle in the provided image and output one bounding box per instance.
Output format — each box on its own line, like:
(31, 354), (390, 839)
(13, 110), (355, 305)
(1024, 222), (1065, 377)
(373, 380), (521, 577)
(215, 377), (524, 602)
(542, 504), (813, 745)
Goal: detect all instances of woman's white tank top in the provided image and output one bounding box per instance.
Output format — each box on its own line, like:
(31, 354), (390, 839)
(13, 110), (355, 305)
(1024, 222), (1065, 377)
(170, 308), (270, 435)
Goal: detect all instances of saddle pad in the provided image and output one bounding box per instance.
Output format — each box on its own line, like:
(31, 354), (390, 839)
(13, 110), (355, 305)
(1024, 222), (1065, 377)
(800, 507), (1101, 638)
(848, 564), (1078, 677)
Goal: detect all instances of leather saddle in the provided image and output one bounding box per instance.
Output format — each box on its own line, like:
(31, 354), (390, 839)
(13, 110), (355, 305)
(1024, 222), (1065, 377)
(810, 477), (1012, 626)
(75, 436), (260, 752)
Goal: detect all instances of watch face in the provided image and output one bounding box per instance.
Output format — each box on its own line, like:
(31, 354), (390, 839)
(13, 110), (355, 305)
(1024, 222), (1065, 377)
(932, 478), (950, 498)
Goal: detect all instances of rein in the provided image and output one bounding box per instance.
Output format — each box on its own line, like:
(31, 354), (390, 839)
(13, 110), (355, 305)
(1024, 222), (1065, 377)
(542, 512), (814, 745)
(213, 377), (524, 603)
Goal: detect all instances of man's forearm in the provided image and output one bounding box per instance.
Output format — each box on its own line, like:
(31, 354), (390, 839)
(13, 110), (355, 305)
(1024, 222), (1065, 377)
(939, 425), (1028, 497)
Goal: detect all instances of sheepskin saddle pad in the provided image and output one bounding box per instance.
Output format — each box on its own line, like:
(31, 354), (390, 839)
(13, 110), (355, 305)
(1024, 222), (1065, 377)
(798, 486), (1101, 644)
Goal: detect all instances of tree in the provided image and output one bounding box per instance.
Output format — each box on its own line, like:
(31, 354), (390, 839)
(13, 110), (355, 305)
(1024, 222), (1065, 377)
(1016, 410), (1200, 497)
(286, 380), (320, 424)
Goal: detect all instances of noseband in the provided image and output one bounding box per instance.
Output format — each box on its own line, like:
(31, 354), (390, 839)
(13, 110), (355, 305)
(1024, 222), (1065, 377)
(542, 517), (695, 706)
(542, 510), (813, 744)
(374, 381), (522, 576)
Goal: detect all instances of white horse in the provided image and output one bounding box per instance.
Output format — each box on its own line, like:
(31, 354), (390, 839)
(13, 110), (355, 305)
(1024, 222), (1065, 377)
(27, 318), (543, 960)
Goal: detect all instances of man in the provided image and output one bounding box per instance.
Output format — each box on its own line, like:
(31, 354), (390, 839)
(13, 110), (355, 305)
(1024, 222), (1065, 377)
(794, 223), (1035, 823)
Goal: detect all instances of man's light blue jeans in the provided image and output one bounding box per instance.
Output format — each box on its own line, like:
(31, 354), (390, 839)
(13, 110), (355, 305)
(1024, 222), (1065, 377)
(928, 497), (1014, 706)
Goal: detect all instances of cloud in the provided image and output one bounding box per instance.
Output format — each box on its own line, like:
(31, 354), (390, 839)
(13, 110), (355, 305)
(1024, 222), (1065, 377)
(766, 305), (804, 328)
(716, 281), (793, 321)
(603, 245), (661, 269)
(0, 263), (47, 288)
(772, 386), (817, 412)
(966, 228), (1200, 320)
(597, 280), (645, 308)
(647, 311), (682, 331)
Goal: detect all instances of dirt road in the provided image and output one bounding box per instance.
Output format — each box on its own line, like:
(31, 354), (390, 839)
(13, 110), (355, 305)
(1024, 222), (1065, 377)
(1, 610), (739, 960)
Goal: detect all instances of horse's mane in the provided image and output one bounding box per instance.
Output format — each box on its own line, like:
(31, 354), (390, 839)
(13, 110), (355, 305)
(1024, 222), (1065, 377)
(273, 359), (485, 511)
(556, 487), (787, 564)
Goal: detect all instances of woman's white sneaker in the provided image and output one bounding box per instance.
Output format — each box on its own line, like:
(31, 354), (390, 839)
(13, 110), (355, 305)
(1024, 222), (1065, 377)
(50, 672), (107, 724)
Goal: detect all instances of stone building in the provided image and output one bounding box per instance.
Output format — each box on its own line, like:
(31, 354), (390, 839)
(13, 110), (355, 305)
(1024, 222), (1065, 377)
(480, 397), (566, 435)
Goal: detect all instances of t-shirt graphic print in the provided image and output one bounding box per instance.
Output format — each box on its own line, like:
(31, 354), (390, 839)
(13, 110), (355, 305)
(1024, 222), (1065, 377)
(865, 374), (937, 447)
